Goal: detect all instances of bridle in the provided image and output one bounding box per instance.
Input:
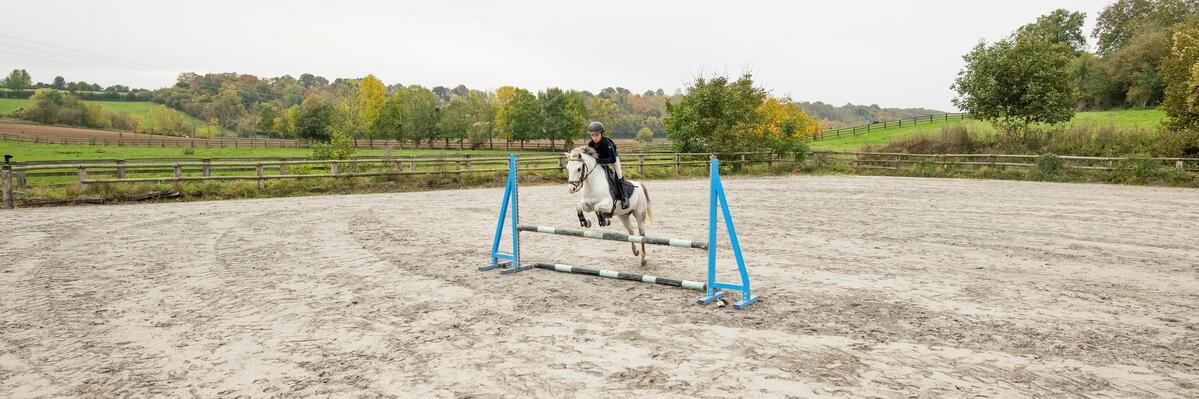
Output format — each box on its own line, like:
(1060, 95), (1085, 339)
(567, 155), (596, 192)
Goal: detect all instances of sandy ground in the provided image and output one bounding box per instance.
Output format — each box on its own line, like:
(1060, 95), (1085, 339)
(1, 175), (1197, 398)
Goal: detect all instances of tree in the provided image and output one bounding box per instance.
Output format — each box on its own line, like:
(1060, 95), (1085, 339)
(399, 85), (440, 145)
(21, 89), (77, 124)
(586, 97), (617, 129)
(436, 95), (472, 147)
(1017, 9), (1088, 55)
(51, 76), (66, 89)
(1161, 15), (1199, 148)
(141, 105), (188, 136)
(211, 85), (245, 130)
(1093, 0), (1198, 54)
(664, 73), (767, 153)
(82, 103), (109, 129)
(951, 36), (1077, 133)
(501, 88), (542, 149)
(493, 86), (517, 144)
(334, 79), (363, 138)
(257, 103), (279, 136)
(273, 105), (299, 139)
(539, 88), (569, 149)
(296, 96), (335, 142)
(465, 90), (495, 148)
(751, 97), (819, 153)
(635, 127), (654, 145)
(359, 74), (387, 142)
(2, 69), (32, 90)
(375, 95), (405, 145)
(561, 91), (588, 149)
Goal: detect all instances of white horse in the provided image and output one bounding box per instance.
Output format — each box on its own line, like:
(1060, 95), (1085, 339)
(565, 146), (653, 266)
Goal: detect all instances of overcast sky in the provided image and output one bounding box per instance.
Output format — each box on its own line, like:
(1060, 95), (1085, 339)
(3, 0), (1112, 111)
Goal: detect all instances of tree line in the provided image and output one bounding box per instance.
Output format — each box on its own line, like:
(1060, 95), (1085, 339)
(1, 69), (151, 100)
(952, 0), (1199, 155)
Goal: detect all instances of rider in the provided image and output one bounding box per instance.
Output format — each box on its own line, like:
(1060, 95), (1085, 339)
(586, 121), (628, 209)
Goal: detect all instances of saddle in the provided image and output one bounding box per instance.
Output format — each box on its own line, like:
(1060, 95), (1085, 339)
(599, 164), (636, 206)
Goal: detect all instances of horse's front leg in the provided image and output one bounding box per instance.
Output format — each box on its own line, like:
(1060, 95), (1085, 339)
(576, 201), (592, 228)
(594, 199), (614, 227)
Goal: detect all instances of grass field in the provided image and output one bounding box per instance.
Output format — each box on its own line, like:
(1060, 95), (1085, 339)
(812, 109), (1169, 151)
(0, 99), (217, 133)
(0, 140), (538, 162)
(0, 98), (29, 115)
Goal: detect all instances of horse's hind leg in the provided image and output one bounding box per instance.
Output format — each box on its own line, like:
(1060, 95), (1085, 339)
(634, 210), (648, 267)
(617, 214), (638, 257)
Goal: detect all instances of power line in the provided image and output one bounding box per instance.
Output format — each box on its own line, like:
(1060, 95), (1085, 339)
(0, 48), (127, 75)
(0, 48), (170, 83)
(0, 32), (168, 71)
(0, 40), (156, 73)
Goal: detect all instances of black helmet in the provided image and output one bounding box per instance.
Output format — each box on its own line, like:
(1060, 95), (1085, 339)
(586, 121), (605, 134)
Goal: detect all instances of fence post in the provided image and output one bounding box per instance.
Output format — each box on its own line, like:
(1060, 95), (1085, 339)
(77, 165), (87, 187)
(16, 162), (26, 188)
(113, 159), (125, 179)
(894, 154), (900, 171)
(1107, 159), (1114, 171)
(1177, 160), (1185, 170)
(173, 163), (182, 191)
(202, 159), (211, 177)
(330, 161), (338, 175)
(674, 154), (681, 175)
(279, 159), (286, 175)
(410, 155), (416, 172)
(256, 163), (264, 190)
(465, 154), (471, 170)
(638, 154), (645, 176)
(2, 165), (12, 209)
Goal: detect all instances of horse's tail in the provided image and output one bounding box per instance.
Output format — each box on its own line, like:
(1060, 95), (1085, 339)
(643, 183), (653, 223)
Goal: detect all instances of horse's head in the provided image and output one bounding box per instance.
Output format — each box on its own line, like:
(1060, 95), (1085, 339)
(565, 146), (597, 194)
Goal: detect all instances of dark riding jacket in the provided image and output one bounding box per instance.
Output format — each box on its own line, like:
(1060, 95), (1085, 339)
(587, 137), (618, 164)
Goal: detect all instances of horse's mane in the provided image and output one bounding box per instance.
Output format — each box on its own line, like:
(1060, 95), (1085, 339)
(571, 146), (598, 159)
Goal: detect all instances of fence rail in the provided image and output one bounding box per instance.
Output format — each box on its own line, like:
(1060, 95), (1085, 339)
(813, 113), (967, 141)
(0, 131), (671, 152)
(3, 150), (1196, 209)
(0, 152), (779, 202)
(809, 151), (1199, 173)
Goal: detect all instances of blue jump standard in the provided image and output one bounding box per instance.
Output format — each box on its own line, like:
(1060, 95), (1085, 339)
(480, 154), (761, 310)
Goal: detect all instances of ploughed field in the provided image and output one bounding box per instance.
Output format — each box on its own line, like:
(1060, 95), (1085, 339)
(0, 175), (1196, 397)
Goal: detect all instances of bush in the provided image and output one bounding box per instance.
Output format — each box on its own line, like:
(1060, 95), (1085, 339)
(1035, 154), (1065, 179)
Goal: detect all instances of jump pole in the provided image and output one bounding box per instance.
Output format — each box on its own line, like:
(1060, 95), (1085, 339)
(480, 154), (760, 309)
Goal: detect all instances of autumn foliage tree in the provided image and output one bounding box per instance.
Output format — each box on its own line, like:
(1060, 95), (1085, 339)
(664, 73), (816, 155)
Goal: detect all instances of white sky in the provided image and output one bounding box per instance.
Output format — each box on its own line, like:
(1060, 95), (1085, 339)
(2, 0), (1111, 111)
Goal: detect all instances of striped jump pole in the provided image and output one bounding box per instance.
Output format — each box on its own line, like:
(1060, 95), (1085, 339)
(532, 263), (706, 291)
(516, 224), (707, 250)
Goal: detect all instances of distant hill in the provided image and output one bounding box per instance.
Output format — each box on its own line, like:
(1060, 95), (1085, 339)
(797, 101), (944, 129)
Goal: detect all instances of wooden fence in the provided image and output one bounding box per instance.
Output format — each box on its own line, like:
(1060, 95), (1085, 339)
(0, 152), (780, 208)
(813, 113), (967, 141)
(809, 151), (1199, 173)
(3, 151), (1196, 209)
(0, 131), (670, 152)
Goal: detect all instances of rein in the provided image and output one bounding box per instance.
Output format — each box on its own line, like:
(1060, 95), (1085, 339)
(568, 156), (597, 191)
